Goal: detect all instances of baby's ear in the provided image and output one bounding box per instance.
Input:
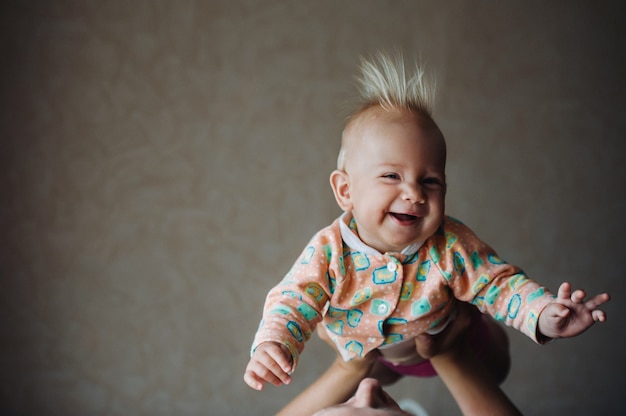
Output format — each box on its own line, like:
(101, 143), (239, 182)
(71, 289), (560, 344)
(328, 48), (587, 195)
(329, 170), (352, 211)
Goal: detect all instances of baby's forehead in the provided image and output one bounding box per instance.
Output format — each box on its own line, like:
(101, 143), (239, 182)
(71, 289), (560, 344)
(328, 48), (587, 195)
(346, 106), (437, 137)
(339, 106), (447, 171)
(344, 107), (443, 148)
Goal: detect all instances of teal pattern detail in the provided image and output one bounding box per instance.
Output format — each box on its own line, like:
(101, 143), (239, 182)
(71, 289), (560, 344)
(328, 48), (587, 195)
(338, 255), (346, 275)
(384, 333), (403, 345)
(527, 288), (545, 303)
(453, 252), (466, 275)
(305, 283), (325, 303)
(472, 296), (484, 307)
(301, 246), (315, 264)
(472, 275), (490, 295)
(417, 260), (431, 281)
(326, 320), (344, 335)
(428, 316), (445, 330)
(527, 310), (538, 333)
(470, 251), (484, 269)
(346, 309), (363, 328)
(412, 298), (432, 317)
(386, 317), (407, 325)
(287, 321), (304, 342)
(494, 311), (505, 321)
(281, 290), (303, 300)
(403, 253), (418, 265)
(400, 282), (413, 300)
(488, 253), (504, 265)
(270, 305), (292, 315)
(440, 270), (452, 281)
(508, 274), (528, 290)
(297, 303), (319, 321)
(327, 306), (347, 318)
(348, 216), (358, 232)
(373, 266), (397, 284)
(507, 294), (522, 319)
(328, 274), (337, 295)
(445, 232), (458, 249)
(485, 285), (501, 305)
(351, 287), (372, 306)
(429, 246), (441, 263)
(371, 299), (391, 316)
(345, 340), (364, 357)
(351, 252), (370, 271)
(322, 244), (333, 263)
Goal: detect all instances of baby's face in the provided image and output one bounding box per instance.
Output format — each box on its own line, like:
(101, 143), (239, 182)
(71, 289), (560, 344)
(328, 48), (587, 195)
(338, 107), (446, 253)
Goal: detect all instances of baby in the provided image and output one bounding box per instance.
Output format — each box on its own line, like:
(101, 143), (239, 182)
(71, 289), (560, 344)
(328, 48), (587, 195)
(244, 52), (610, 394)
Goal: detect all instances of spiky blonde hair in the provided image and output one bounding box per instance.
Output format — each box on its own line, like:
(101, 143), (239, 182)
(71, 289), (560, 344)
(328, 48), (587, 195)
(356, 51), (435, 115)
(337, 51), (437, 170)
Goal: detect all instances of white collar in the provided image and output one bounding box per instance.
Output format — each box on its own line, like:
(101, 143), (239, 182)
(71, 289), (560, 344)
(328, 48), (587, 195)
(339, 212), (423, 256)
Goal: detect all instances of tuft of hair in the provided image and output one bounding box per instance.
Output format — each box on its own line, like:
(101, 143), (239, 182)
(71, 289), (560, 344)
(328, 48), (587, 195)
(336, 51), (436, 170)
(355, 51), (435, 116)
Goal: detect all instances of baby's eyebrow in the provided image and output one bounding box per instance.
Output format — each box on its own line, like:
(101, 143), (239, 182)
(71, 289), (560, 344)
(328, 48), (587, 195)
(374, 161), (404, 169)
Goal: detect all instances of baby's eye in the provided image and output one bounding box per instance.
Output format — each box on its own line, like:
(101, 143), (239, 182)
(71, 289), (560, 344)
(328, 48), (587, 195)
(423, 177), (444, 187)
(382, 173), (401, 180)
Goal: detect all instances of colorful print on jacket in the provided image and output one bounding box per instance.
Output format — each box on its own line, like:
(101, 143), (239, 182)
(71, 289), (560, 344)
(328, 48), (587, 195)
(251, 213), (554, 367)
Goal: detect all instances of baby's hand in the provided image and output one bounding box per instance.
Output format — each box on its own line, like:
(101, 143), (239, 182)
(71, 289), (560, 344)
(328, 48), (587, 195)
(538, 282), (610, 340)
(244, 342), (293, 391)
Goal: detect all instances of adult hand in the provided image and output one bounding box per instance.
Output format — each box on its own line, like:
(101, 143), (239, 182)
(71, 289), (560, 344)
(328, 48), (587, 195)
(415, 303), (474, 359)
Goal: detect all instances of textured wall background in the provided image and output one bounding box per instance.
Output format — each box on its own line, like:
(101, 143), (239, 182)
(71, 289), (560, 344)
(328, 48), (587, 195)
(1, 1), (624, 415)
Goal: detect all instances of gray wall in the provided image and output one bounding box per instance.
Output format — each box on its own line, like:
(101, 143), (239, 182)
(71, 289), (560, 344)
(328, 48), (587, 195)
(1, 1), (624, 415)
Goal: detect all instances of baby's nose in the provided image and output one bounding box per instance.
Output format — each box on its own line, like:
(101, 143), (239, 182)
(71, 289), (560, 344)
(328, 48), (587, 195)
(402, 183), (425, 203)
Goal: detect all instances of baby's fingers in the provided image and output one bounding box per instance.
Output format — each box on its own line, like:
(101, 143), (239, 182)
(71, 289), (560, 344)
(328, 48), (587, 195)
(244, 368), (267, 391)
(591, 309), (607, 323)
(570, 289), (586, 303)
(585, 292), (611, 309)
(557, 282), (611, 310)
(267, 344), (294, 375)
(584, 292), (611, 320)
(556, 282), (573, 300)
(256, 347), (293, 384)
(244, 357), (291, 390)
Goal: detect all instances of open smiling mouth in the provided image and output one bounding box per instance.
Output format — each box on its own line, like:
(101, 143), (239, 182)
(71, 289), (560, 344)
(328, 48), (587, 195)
(390, 213), (420, 224)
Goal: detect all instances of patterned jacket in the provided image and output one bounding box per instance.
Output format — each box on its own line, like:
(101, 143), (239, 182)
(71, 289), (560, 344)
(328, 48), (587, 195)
(252, 213), (554, 366)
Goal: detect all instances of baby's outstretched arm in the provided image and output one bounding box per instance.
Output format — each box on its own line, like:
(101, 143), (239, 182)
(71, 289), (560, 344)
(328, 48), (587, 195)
(244, 342), (293, 391)
(537, 282), (610, 340)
